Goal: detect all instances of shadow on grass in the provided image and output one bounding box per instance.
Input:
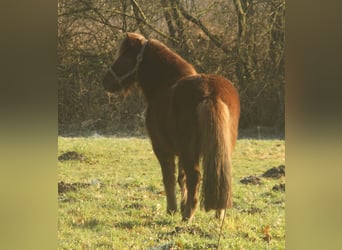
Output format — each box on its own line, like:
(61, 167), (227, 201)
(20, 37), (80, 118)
(72, 218), (101, 230)
(148, 242), (218, 250)
(113, 218), (173, 229)
(158, 225), (214, 239)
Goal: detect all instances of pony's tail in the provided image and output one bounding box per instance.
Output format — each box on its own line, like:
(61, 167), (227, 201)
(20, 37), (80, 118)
(197, 98), (233, 211)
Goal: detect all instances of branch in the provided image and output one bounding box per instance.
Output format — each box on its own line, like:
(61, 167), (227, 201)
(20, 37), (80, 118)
(174, 0), (230, 54)
(58, 8), (92, 17)
(78, 0), (116, 32)
(160, 0), (177, 40)
(130, 0), (147, 22)
(128, 0), (180, 44)
(130, 0), (148, 36)
(61, 0), (180, 45)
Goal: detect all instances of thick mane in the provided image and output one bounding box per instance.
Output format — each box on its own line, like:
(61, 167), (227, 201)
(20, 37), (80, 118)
(148, 39), (197, 76)
(117, 35), (130, 57)
(137, 38), (197, 99)
(118, 33), (146, 57)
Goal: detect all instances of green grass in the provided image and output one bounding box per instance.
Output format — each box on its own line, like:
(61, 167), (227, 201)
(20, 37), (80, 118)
(58, 137), (285, 249)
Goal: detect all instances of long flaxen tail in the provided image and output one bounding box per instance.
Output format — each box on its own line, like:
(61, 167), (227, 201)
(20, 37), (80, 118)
(197, 98), (233, 212)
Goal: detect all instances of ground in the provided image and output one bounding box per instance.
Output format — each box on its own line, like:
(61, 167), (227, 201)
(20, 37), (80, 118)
(58, 136), (285, 249)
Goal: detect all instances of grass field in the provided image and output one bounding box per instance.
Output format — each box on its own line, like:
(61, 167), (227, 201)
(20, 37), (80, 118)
(58, 136), (285, 249)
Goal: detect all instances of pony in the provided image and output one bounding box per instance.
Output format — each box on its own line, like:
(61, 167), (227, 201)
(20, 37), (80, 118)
(102, 33), (240, 221)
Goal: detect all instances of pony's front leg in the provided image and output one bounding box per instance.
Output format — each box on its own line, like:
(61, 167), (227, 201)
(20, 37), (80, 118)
(177, 164), (187, 214)
(153, 149), (177, 214)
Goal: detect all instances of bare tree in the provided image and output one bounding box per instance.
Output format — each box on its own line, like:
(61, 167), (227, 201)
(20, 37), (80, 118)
(58, 0), (285, 134)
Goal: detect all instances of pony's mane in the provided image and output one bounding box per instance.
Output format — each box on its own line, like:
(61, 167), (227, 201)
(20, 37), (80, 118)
(151, 39), (190, 63)
(148, 38), (197, 75)
(117, 33), (196, 75)
(117, 33), (146, 57)
(116, 37), (129, 58)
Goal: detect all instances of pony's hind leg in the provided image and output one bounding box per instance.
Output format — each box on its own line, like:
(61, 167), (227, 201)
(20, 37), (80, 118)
(153, 148), (177, 214)
(216, 209), (225, 220)
(179, 156), (201, 222)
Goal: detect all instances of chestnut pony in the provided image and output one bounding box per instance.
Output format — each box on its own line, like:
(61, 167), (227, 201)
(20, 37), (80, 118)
(103, 33), (240, 221)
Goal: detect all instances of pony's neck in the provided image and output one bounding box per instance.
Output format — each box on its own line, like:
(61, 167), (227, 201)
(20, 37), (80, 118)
(138, 39), (197, 100)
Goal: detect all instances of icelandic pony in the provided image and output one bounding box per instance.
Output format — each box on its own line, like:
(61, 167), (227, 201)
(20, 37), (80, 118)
(102, 33), (240, 221)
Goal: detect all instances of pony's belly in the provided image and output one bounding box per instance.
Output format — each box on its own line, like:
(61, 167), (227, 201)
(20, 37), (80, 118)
(145, 105), (178, 155)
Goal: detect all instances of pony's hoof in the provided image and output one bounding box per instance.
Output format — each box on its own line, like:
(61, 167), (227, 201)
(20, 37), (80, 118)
(181, 216), (192, 222)
(181, 213), (194, 222)
(216, 209), (225, 220)
(167, 208), (177, 216)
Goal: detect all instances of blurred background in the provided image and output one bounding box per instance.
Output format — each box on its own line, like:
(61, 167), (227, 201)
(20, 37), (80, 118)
(58, 0), (285, 138)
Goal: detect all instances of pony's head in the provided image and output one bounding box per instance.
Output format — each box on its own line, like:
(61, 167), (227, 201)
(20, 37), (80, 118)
(102, 33), (148, 93)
